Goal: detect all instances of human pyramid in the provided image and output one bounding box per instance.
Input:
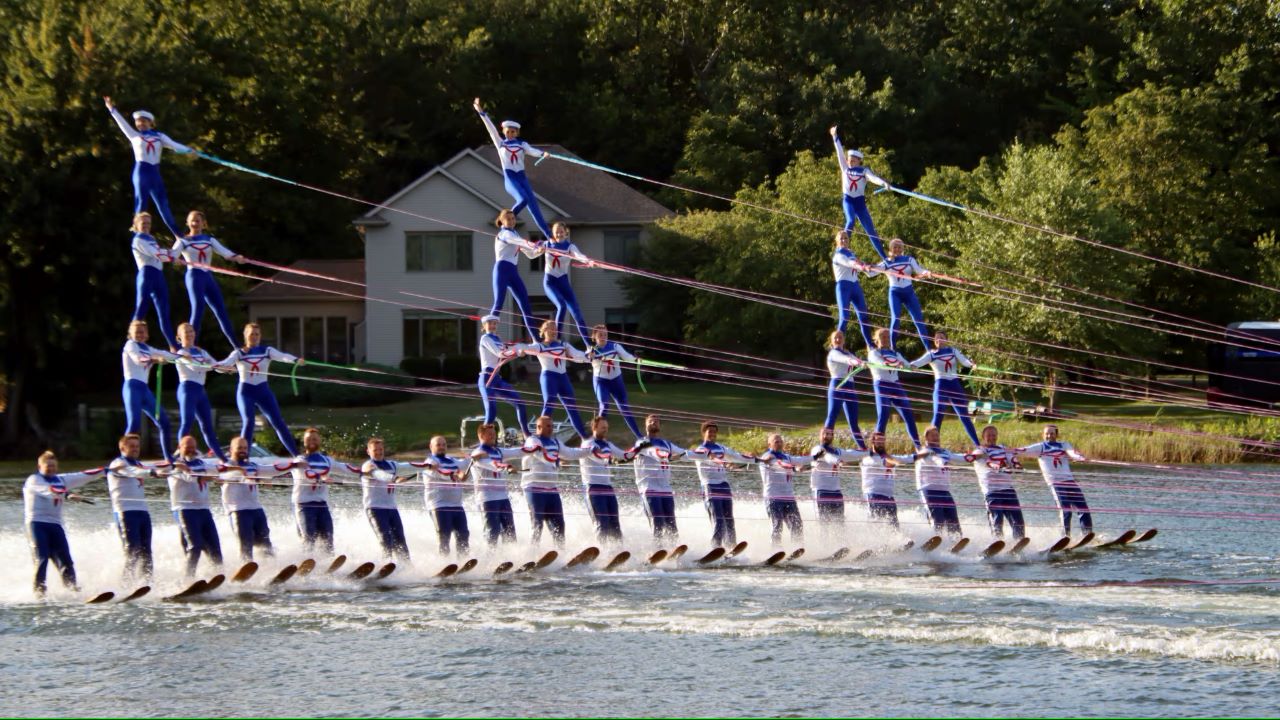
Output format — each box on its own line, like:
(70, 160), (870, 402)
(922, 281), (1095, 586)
(20, 97), (1100, 596)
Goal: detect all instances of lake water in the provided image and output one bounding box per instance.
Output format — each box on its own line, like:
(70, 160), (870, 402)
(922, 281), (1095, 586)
(1, 463), (1277, 716)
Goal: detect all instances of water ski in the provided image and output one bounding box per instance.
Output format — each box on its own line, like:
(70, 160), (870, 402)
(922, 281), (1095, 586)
(270, 564), (299, 585)
(326, 555), (348, 574)
(949, 538), (970, 554)
(647, 549), (668, 565)
(604, 551), (632, 570)
(785, 548), (805, 563)
(348, 562), (376, 580)
(1008, 537), (1032, 554)
(117, 586), (150, 603)
(822, 547), (850, 563)
(296, 559), (317, 576)
(696, 547), (727, 565)
(517, 561), (536, 573)
(435, 563), (459, 578)
(1097, 530), (1138, 548)
(726, 541), (749, 558)
(166, 579), (207, 600)
(85, 591), (115, 604)
(762, 550), (786, 566)
(375, 563), (396, 580)
(668, 545), (689, 561)
(456, 558), (479, 574)
(899, 539), (915, 552)
(920, 536), (944, 553)
(1068, 532), (1096, 550)
(231, 561), (259, 583)
(203, 574), (226, 592)
(854, 549), (875, 562)
(1044, 537), (1071, 554)
(492, 561), (515, 576)
(979, 540), (1006, 558)
(534, 550), (559, 569)
(1129, 528), (1158, 544)
(566, 547), (601, 568)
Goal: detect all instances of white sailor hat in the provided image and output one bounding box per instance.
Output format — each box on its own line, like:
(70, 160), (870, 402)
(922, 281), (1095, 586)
(500, 120), (521, 130)
(846, 148), (864, 160)
(132, 110), (155, 122)
(480, 314), (500, 323)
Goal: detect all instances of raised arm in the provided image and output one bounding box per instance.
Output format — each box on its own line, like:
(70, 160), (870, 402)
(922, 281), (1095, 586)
(473, 98), (503, 148)
(830, 126), (848, 173)
(105, 97), (139, 140)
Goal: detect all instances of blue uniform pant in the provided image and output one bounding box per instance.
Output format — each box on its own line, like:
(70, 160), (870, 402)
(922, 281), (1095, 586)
(122, 379), (174, 460)
(594, 375), (641, 438)
(642, 492), (678, 541)
(185, 269), (236, 348)
(28, 521), (76, 593)
(825, 378), (867, 449)
(229, 508), (273, 561)
(539, 371), (588, 437)
(815, 489), (845, 524)
(134, 266), (177, 349)
(843, 195), (886, 261)
(1051, 481), (1093, 535)
(132, 162), (182, 237)
(920, 488), (962, 536)
(177, 381), (226, 461)
(432, 506), (470, 556)
(367, 507), (410, 561)
(237, 382), (298, 456)
(873, 380), (921, 447)
(491, 261), (540, 341)
(295, 502), (334, 555)
(503, 169), (553, 239)
(586, 484), (623, 543)
(704, 482), (736, 547)
(525, 488), (566, 546)
(933, 378), (980, 446)
(482, 499), (517, 546)
(543, 274), (590, 344)
(888, 285), (930, 349)
(479, 371), (530, 435)
(766, 499), (803, 545)
(115, 509), (154, 580)
(985, 488), (1026, 540)
(866, 493), (899, 529)
(175, 508), (223, 575)
(835, 279), (874, 348)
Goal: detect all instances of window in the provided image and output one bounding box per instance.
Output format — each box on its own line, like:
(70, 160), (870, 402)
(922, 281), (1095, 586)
(403, 311), (479, 357)
(256, 317), (279, 347)
(326, 317), (348, 363)
(603, 228), (642, 265)
(406, 232), (473, 272)
(605, 308), (641, 336)
(304, 317), (325, 359)
(279, 317), (302, 356)
(253, 315), (350, 363)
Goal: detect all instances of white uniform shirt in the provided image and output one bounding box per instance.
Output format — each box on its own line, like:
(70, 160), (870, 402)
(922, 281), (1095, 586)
(832, 135), (888, 199)
(172, 234), (236, 267)
(1018, 441), (1086, 485)
(969, 444), (1018, 495)
(291, 452), (335, 504)
(831, 248), (865, 283)
(756, 450), (809, 501)
(221, 346), (298, 386)
(122, 341), (176, 383)
(630, 438), (686, 495)
(866, 348), (908, 383)
(591, 342), (636, 381)
(859, 452), (916, 496)
(494, 227), (541, 264)
(911, 346), (974, 381)
(541, 240), (588, 279)
(361, 459), (403, 510)
(175, 347), (222, 385)
(420, 454), (473, 509)
(520, 435), (587, 491)
(691, 442), (753, 488)
(220, 461), (265, 512)
(915, 447), (964, 492)
(826, 348), (863, 380)
(518, 341), (587, 376)
(107, 456), (152, 514)
(809, 445), (868, 493)
(470, 445), (519, 502)
(24, 472), (94, 525)
(577, 437), (630, 487)
(478, 112), (545, 172)
(869, 256), (928, 289)
(169, 455), (215, 510)
(132, 233), (171, 270)
(479, 333), (519, 371)
(109, 107), (190, 164)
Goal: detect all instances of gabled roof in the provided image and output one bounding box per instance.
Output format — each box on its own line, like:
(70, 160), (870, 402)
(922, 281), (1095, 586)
(241, 259), (365, 302)
(355, 146), (673, 226)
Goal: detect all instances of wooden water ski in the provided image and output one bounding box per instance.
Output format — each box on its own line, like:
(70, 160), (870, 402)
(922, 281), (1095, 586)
(822, 547), (850, 563)
(785, 548), (805, 562)
(762, 550), (786, 566)
(492, 561), (515, 576)
(646, 549), (668, 565)
(203, 574), (226, 592)
(1008, 537), (1032, 554)
(517, 561), (536, 573)
(166, 579), (207, 600)
(854, 549), (875, 562)
(1044, 536), (1071, 554)
(534, 550), (559, 569)
(326, 555), (348, 574)
(85, 591), (115, 604)
(603, 551), (631, 570)
(979, 540), (1006, 558)
(117, 586), (150, 603)
(456, 558), (479, 574)
(269, 564), (299, 585)
(1068, 532), (1096, 550)
(696, 547), (727, 565)
(435, 563), (460, 578)
(565, 547), (601, 568)
(949, 538), (970, 554)
(296, 559), (317, 576)
(920, 536), (943, 553)
(348, 561), (376, 580)
(374, 563), (396, 580)
(1129, 528), (1158, 544)
(726, 541), (749, 558)
(231, 561), (259, 583)
(668, 544), (688, 561)
(1097, 530), (1138, 548)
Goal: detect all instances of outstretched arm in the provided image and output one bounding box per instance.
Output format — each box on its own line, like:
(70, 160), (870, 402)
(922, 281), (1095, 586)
(104, 96), (139, 139)
(830, 126), (848, 173)
(474, 97), (502, 148)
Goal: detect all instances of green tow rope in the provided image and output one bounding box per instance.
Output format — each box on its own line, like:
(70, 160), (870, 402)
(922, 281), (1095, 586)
(633, 358), (688, 394)
(291, 361), (302, 396)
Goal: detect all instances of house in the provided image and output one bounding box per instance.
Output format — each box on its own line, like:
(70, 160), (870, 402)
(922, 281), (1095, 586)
(240, 258), (366, 363)
(353, 145), (673, 367)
